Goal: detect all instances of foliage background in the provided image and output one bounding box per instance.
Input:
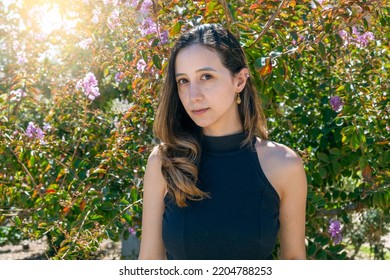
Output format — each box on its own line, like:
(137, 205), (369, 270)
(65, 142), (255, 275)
(0, 0), (389, 259)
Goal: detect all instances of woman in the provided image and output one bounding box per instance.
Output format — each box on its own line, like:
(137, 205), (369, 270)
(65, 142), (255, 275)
(138, 23), (307, 260)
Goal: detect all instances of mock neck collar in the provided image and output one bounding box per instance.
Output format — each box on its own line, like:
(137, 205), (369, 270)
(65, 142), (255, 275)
(202, 132), (247, 153)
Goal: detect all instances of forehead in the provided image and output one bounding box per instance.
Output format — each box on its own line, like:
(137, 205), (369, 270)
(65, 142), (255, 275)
(175, 44), (225, 73)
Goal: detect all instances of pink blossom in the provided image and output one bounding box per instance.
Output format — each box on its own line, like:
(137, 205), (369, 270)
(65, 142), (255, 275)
(43, 123), (52, 131)
(107, 10), (121, 30)
(115, 71), (124, 83)
(357, 31), (375, 48)
(160, 30), (169, 44)
(76, 72), (100, 100)
(26, 122), (45, 140)
(338, 27), (375, 49)
(136, 59), (147, 72)
(130, 0), (152, 14)
(10, 89), (26, 102)
(140, 0), (153, 14)
(140, 17), (157, 36)
(328, 219), (343, 245)
(338, 30), (348, 39)
(330, 96), (343, 112)
(128, 227), (136, 235)
(78, 38), (92, 49)
(17, 51), (28, 64)
(92, 8), (101, 24)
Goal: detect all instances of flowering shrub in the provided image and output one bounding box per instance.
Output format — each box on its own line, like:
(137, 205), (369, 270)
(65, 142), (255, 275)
(0, 0), (389, 259)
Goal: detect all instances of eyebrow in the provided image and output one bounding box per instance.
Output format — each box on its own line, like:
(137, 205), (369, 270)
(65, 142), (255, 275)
(175, 67), (217, 77)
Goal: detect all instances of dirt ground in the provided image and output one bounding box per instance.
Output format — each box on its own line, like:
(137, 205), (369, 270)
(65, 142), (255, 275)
(0, 237), (123, 260)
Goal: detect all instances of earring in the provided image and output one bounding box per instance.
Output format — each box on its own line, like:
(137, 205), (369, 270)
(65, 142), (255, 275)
(237, 93), (241, 104)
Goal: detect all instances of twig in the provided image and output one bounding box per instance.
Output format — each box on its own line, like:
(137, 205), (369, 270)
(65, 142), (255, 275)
(61, 209), (91, 259)
(315, 202), (365, 216)
(7, 145), (38, 188)
(100, 199), (143, 234)
(249, 0), (289, 48)
(219, 0), (233, 28)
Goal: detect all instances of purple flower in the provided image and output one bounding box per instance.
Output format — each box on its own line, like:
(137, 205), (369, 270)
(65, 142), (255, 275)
(352, 26), (360, 36)
(330, 95), (343, 112)
(78, 38), (92, 49)
(130, 0), (138, 7)
(10, 89), (26, 102)
(356, 31), (375, 48)
(115, 71), (124, 83)
(160, 30), (169, 44)
(43, 123), (52, 131)
(338, 30), (348, 39)
(26, 122), (45, 140)
(17, 51), (28, 64)
(128, 227), (136, 235)
(107, 10), (121, 30)
(136, 59), (147, 72)
(92, 8), (100, 24)
(328, 219), (343, 245)
(76, 72), (100, 100)
(140, 0), (153, 14)
(140, 17), (157, 36)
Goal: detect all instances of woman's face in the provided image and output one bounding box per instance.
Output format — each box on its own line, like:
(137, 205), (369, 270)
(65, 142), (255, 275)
(175, 44), (247, 136)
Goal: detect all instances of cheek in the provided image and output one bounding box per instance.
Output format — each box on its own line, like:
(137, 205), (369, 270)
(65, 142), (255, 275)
(178, 91), (190, 110)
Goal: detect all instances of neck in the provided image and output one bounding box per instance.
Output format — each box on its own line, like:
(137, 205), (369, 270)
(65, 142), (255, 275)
(202, 124), (243, 137)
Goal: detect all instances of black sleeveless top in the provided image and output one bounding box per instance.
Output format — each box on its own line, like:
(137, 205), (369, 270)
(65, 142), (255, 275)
(162, 132), (280, 259)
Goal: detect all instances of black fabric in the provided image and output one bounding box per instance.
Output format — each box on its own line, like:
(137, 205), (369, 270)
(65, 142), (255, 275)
(162, 132), (280, 259)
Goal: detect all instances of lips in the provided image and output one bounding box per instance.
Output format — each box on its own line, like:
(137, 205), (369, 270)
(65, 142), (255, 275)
(191, 108), (209, 116)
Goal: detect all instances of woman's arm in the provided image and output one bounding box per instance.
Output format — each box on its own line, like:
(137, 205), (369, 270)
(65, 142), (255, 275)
(138, 147), (167, 260)
(256, 139), (307, 259)
(277, 150), (307, 259)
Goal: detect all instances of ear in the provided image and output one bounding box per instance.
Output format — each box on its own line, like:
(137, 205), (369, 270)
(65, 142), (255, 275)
(234, 68), (249, 93)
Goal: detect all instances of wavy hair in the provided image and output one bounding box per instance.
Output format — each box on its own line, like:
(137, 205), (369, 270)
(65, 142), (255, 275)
(153, 23), (268, 207)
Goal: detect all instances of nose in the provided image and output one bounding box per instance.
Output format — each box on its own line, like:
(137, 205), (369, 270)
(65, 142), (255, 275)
(189, 82), (203, 102)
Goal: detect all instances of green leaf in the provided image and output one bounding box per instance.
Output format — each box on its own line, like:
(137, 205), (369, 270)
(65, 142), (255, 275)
(329, 148), (341, 155)
(123, 213), (132, 225)
(317, 152), (329, 162)
(332, 161), (342, 174)
(14, 216), (22, 227)
(291, 31), (298, 41)
(334, 34), (343, 46)
(307, 203), (316, 216)
(325, 23), (332, 34)
(308, 242), (317, 257)
(319, 42), (326, 57)
(90, 215), (104, 221)
(106, 228), (118, 241)
(92, 168), (106, 174)
(170, 21), (182, 36)
(319, 167), (327, 179)
(152, 55), (162, 70)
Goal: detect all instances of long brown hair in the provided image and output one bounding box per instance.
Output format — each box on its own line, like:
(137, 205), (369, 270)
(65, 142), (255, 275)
(153, 23), (268, 207)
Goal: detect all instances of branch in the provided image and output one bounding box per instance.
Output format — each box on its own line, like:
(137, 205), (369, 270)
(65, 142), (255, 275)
(219, 0), (233, 28)
(248, 0), (289, 48)
(315, 202), (365, 216)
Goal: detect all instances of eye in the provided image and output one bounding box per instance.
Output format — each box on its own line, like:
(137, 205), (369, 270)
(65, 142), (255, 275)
(177, 78), (188, 85)
(201, 74), (213, 80)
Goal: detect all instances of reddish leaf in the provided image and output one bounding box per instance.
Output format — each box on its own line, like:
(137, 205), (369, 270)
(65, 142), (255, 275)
(63, 207), (70, 215)
(80, 200), (86, 211)
(258, 59), (273, 77)
(362, 165), (372, 181)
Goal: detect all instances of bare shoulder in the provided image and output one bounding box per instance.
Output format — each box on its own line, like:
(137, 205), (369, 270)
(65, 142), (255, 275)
(148, 145), (162, 163)
(255, 138), (306, 198)
(255, 138), (303, 167)
(144, 145), (167, 194)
